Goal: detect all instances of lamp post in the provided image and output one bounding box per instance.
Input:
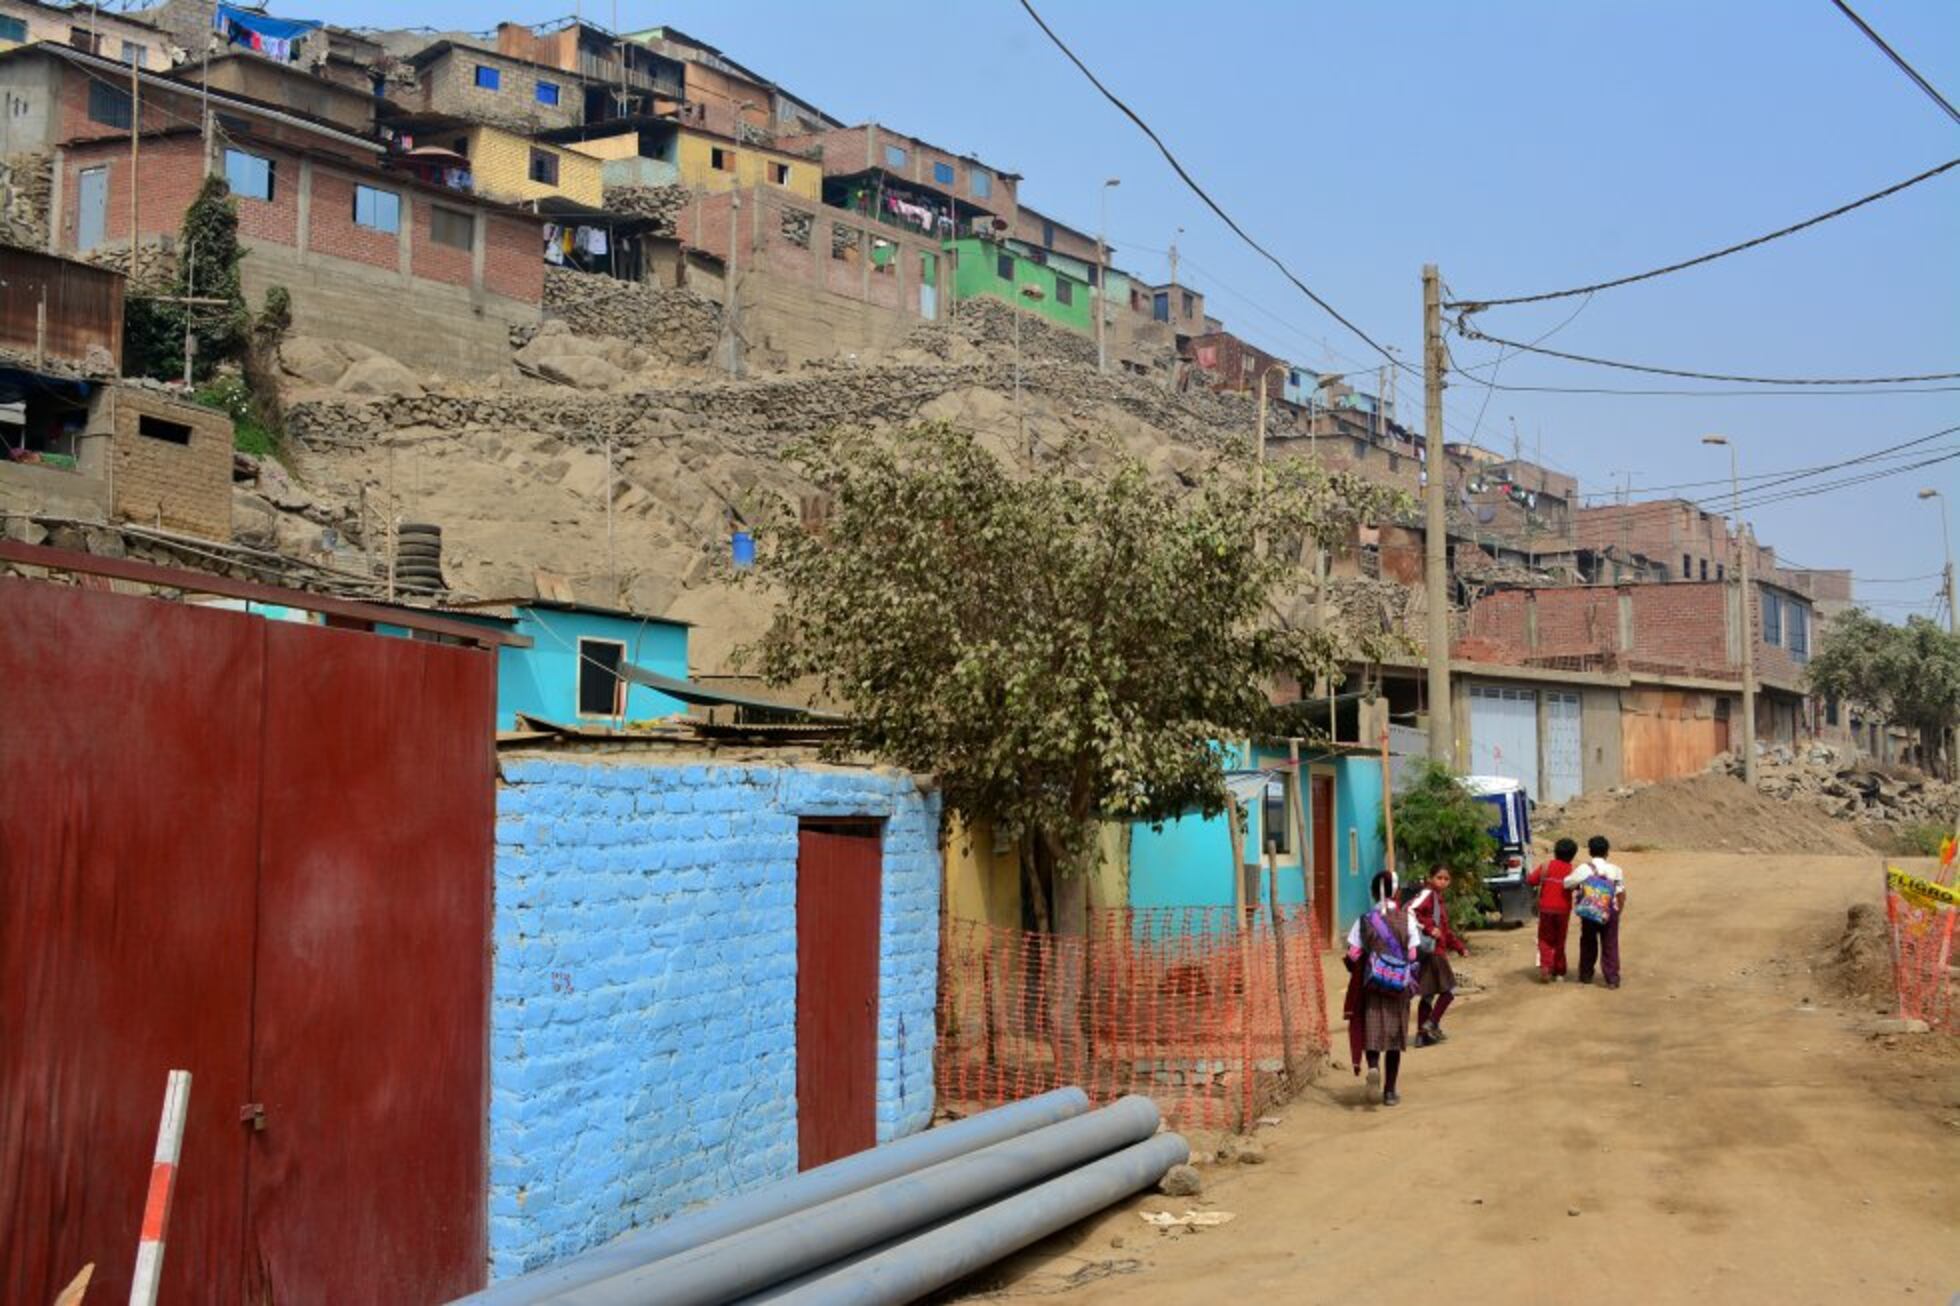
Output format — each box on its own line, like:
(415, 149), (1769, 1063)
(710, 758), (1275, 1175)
(1704, 435), (1756, 785)
(1015, 282), (1046, 463)
(1921, 488), (1957, 779)
(1096, 177), (1118, 375)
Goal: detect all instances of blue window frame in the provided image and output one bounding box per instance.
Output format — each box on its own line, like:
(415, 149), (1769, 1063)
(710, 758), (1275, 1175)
(884, 143), (908, 168)
(223, 148), (274, 201)
(932, 161), (953, 185)
(474, 64), (500, 90)
(1788, 602), (1808, 659)
(353, 184), (401, 234)
(536, 80), (559, 106)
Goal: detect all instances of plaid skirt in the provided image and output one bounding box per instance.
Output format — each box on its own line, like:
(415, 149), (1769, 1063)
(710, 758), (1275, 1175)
(1357, 986), (1411, 1053)
(1418, 951), (1456, 1000)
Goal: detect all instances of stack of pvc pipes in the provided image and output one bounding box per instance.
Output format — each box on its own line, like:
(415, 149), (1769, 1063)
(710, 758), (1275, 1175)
(454, 1088), (1186, 1306)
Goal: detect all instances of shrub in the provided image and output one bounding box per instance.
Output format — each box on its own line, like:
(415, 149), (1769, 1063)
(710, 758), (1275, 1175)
(1384, 758), (1498, 926)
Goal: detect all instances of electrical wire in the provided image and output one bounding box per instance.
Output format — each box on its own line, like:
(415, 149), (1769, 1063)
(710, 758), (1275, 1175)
(1443, 157), (1960, 310)
(1576, 442), (1960, 500)
(1014, 0), (1409, 370)
(1452, 319), (1960, 386)
(1828, 0), (1960, 126)
(1447, 375), (1960, 397)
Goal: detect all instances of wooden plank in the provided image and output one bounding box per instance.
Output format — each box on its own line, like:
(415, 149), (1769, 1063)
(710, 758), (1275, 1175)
(0, 540), (529, 649)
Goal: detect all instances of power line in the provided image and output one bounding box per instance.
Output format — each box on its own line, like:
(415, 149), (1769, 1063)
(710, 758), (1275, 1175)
(1829, 0), (1960, 126)
(1443, 157), (1960, 310)
(1576, 442), (1958, 500)
(1447, 374), (1960, 397)
(1014, 0), (1409, 370)
(1452, 320), (1960, 386)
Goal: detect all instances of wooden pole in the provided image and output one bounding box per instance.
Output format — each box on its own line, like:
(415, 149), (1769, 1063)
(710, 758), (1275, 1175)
(128, 57), (141, 285)
(1225, 799), (1254, 1131)
(1288, 739), (1313, 927)
(1265, 837), (1297, 1085)
(129, 1069), (191, 1306)
(1380, 719), (1398, 882)
(1423, 263), (1452, 762)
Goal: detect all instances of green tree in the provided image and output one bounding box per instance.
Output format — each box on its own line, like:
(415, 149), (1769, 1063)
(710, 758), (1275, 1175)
(747, 423), (1410, 932)
(1807, 610), (1960, 777)
(1383, 758), (1498, 925)
(124, 174), (249, 382)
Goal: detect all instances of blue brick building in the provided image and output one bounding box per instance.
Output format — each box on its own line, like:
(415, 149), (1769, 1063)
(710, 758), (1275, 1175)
(487, 745), (941, 1280)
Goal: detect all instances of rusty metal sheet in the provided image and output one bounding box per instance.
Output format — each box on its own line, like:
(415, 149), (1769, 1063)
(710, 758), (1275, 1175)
(0, 248), (124, 370)
(244, 620), (495, 1303)
(0, 578), (261, 1306)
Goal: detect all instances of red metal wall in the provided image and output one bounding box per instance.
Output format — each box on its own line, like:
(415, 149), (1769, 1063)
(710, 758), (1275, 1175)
(0, 580), (495, 1303)
(795, 824), (881, 1169)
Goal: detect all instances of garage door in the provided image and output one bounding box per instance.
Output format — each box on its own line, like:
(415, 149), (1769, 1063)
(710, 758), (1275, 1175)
(1543, 691), (1582, 803)
(1468, 685), (1539, 800)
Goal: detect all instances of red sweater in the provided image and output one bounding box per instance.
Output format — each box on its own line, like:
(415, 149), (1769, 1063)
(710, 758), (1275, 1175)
(1409, 887), (1468, 957)
(1527, 858), (1574, 912)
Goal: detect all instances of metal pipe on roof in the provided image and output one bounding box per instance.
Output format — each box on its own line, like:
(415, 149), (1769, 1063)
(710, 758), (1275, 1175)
(753, 1133), (1191, 1306)
(449, 1088), (1091, 1305)
(556, 1097), (1163, 1306)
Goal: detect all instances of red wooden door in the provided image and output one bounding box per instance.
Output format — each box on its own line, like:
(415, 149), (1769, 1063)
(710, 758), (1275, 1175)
(243, 622), (494, 1303)
(1311, 775), (1336, 947)
(796, 823), (881, 1170)
(0, 581), (261, 1306)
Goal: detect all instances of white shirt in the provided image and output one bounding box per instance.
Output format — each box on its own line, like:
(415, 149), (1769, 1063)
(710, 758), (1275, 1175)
(1563, 857), (1626, 899)
(1347, 905), (1422, 955)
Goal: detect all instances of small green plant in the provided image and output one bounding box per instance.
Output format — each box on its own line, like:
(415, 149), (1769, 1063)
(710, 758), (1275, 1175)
(194, 373), (278, 457)
(1893, 823), (1951, 857)
(1384, 758), (1499, 926)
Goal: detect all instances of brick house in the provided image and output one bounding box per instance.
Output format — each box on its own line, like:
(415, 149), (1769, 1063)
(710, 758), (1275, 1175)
(1, 43), (546, 375)
(776, 122), (1019, 240)
(404, 40), (586, 134)
(0, 0), (164, 68)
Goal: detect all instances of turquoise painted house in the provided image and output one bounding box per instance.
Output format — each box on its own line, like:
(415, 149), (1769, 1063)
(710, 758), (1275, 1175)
(1126, 740), (1390, 944)
(451, 599), (691, 731)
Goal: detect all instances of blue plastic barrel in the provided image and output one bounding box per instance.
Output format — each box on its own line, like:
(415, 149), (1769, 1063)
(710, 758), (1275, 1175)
(731, 530), (756, 568)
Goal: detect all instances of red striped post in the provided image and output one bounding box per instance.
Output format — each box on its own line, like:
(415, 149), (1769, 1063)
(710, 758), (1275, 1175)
(129, 1069), (191, 1306)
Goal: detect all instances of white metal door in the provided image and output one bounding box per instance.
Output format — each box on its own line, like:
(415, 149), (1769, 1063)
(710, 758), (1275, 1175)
(1468, 685), (1539, 801)
(1544, 691), (1583, 803)
(77, 167), (107, 251)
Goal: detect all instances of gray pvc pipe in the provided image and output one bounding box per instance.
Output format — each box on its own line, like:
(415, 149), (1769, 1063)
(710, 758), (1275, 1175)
(560, 1095), (1162, 1306)
(752, 1132), (1191, 1306)
(450, 1087), (1089, 1306)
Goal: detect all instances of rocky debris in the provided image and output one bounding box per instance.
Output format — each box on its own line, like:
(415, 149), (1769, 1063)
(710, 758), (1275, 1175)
(1158, 1164), (1203, 1197)
(601, 183), (690, 235)
(0, 151), (54, 250)
(79, 240), (178, 293)
(335, 354), (426, 399)
(907, 296), (1099, 370)
(1706, 744), (1959, 830)
(280, 336), (381, 388)
(519, 268), (722, 367)
(1538, 772), (1873, 856)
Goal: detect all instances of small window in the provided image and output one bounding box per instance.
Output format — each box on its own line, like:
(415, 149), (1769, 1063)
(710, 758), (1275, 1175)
(452, 136), (469, 156)
(1716, 564), (1725, 580)
(932, 161), (953, 185)
(528, 147), (558, 185)
(1682, 554), (1692, 580)
(137, 414), (192, 445)
(88, 81), (132, 129)
(120, 41), (147, 67)
(1699, 558), (1708, 581)
(1262, 779), (1290, 855)
(768, 161), (789, 185)
(474, 64), (501, 90)
(1789, 603), (1809, 658)
(536, 80), (560, 106)
(217, 113), (251, 137)
(710, 147), (732, 171)
(1054, 278), (1073, 306)
(1825, 695), (1839, 727)
(996, 252), (1013, 281)
(1181, 290), (1194, 316)
(970, 166), (991, 198)
(353, 184), (401, 233)
(577, 639), (625, 716)
(883, 143), (908, 168)
(1042, 220), (1055, 247)
(1152, 291), (1169, 322)
(0, 16), (27, 41)
(223, 148), (274, 201)
(430, 206), (473, 250)
(1086, 265), (1099, 287)
(69, 26), (99, 53)
(1762, 590), (1782, 646)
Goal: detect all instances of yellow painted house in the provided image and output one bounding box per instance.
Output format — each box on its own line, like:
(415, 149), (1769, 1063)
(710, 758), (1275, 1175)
(560, 123), (820, 202)
(462, 124), (603, 208)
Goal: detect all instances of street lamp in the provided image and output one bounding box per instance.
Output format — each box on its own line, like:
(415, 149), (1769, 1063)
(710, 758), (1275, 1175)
(1703, 435), (1756, 785)
(1919, 488), (1956, 636)
(1096, 178), (1119, 375)
(1015, 282), (1046, 463)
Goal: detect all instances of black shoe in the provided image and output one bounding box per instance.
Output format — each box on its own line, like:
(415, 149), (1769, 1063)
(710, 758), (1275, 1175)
(1605, 980), (1620, 990)
(1383, 1089), (1400, 1106)
(1415, 1031), (1437, 1048)
(1428, 1024), (1448, 1043)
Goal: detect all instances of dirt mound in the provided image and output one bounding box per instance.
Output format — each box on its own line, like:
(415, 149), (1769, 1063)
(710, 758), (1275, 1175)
(1819, 901), (1897, 1007)
(1539, 772), (1872, 856)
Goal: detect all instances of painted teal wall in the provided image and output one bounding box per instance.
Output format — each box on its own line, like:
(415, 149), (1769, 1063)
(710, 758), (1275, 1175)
(1331, 754), (1386, 932)
(495, 607), (689, 730)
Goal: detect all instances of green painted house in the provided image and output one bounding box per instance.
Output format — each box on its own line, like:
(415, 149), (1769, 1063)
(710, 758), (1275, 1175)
(945, 238), (1093, 335)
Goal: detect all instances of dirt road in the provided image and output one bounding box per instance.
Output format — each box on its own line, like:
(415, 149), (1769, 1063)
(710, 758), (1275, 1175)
(976, 853), (1958, 1305)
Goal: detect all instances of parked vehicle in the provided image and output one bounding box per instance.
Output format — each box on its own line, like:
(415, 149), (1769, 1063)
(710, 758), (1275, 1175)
(1461, 774), (1532, 917)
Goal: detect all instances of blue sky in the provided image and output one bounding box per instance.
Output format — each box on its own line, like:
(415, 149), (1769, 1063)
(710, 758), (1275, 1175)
(326, 0), (1959, 606)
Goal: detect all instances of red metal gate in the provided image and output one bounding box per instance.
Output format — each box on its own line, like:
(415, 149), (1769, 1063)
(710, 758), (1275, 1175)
(0, 579), (494, 1304)
(795, 823), (881, 1169)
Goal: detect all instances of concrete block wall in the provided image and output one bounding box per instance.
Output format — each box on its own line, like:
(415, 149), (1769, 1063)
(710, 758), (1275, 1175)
(488, 755), (941, 1280)
(107, 385), (233, 540)
(419, 47), (582, 133)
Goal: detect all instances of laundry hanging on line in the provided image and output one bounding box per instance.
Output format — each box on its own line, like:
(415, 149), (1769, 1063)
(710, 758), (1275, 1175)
(213, 3), (322, 63)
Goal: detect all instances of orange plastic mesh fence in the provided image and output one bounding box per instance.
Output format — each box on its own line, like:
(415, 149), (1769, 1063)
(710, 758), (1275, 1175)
(936, 906), (1331, 1131)
(1884, 892), (1956, 1032)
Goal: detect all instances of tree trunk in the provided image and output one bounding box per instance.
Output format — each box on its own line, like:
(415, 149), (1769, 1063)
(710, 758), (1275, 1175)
(1031, 826), (1090, 1081)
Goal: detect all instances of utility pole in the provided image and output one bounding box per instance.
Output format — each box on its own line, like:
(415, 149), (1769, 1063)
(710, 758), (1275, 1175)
(1096, 178), (1118, 375)
(1920, 488), (1957, 778)
(128, 54), (140, 285)
(1705, 435), (1755, 784)
(1422, 264), (1452, 764)
(604, 432), (619, 605)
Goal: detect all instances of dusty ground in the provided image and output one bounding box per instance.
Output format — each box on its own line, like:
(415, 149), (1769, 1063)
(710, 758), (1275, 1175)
(965, 852), (1959, 1305)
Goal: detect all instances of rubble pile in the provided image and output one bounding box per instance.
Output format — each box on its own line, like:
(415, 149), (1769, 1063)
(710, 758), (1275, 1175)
(600, 183), (691, 235)
(906, 297), (1100, 369)
(1707, 743), (1958, 830)
(0, 151), (53, 249)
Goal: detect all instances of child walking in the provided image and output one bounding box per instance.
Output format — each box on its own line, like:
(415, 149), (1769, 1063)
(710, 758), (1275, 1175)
(1407, 865), (1468, 1046)
(1526, 837), (1579, 982)
(1563, 834), (1627, 987)
(1342, 870), (1421, 1106)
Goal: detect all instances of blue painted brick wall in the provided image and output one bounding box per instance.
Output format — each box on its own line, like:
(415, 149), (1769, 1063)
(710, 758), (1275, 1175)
(488, 754), (942, 1280)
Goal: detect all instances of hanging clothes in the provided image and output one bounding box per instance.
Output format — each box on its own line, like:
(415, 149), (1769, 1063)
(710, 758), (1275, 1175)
(214, 4), (321, 62)
(542, 224), (564, 265)
(585, 227), (608, 256)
